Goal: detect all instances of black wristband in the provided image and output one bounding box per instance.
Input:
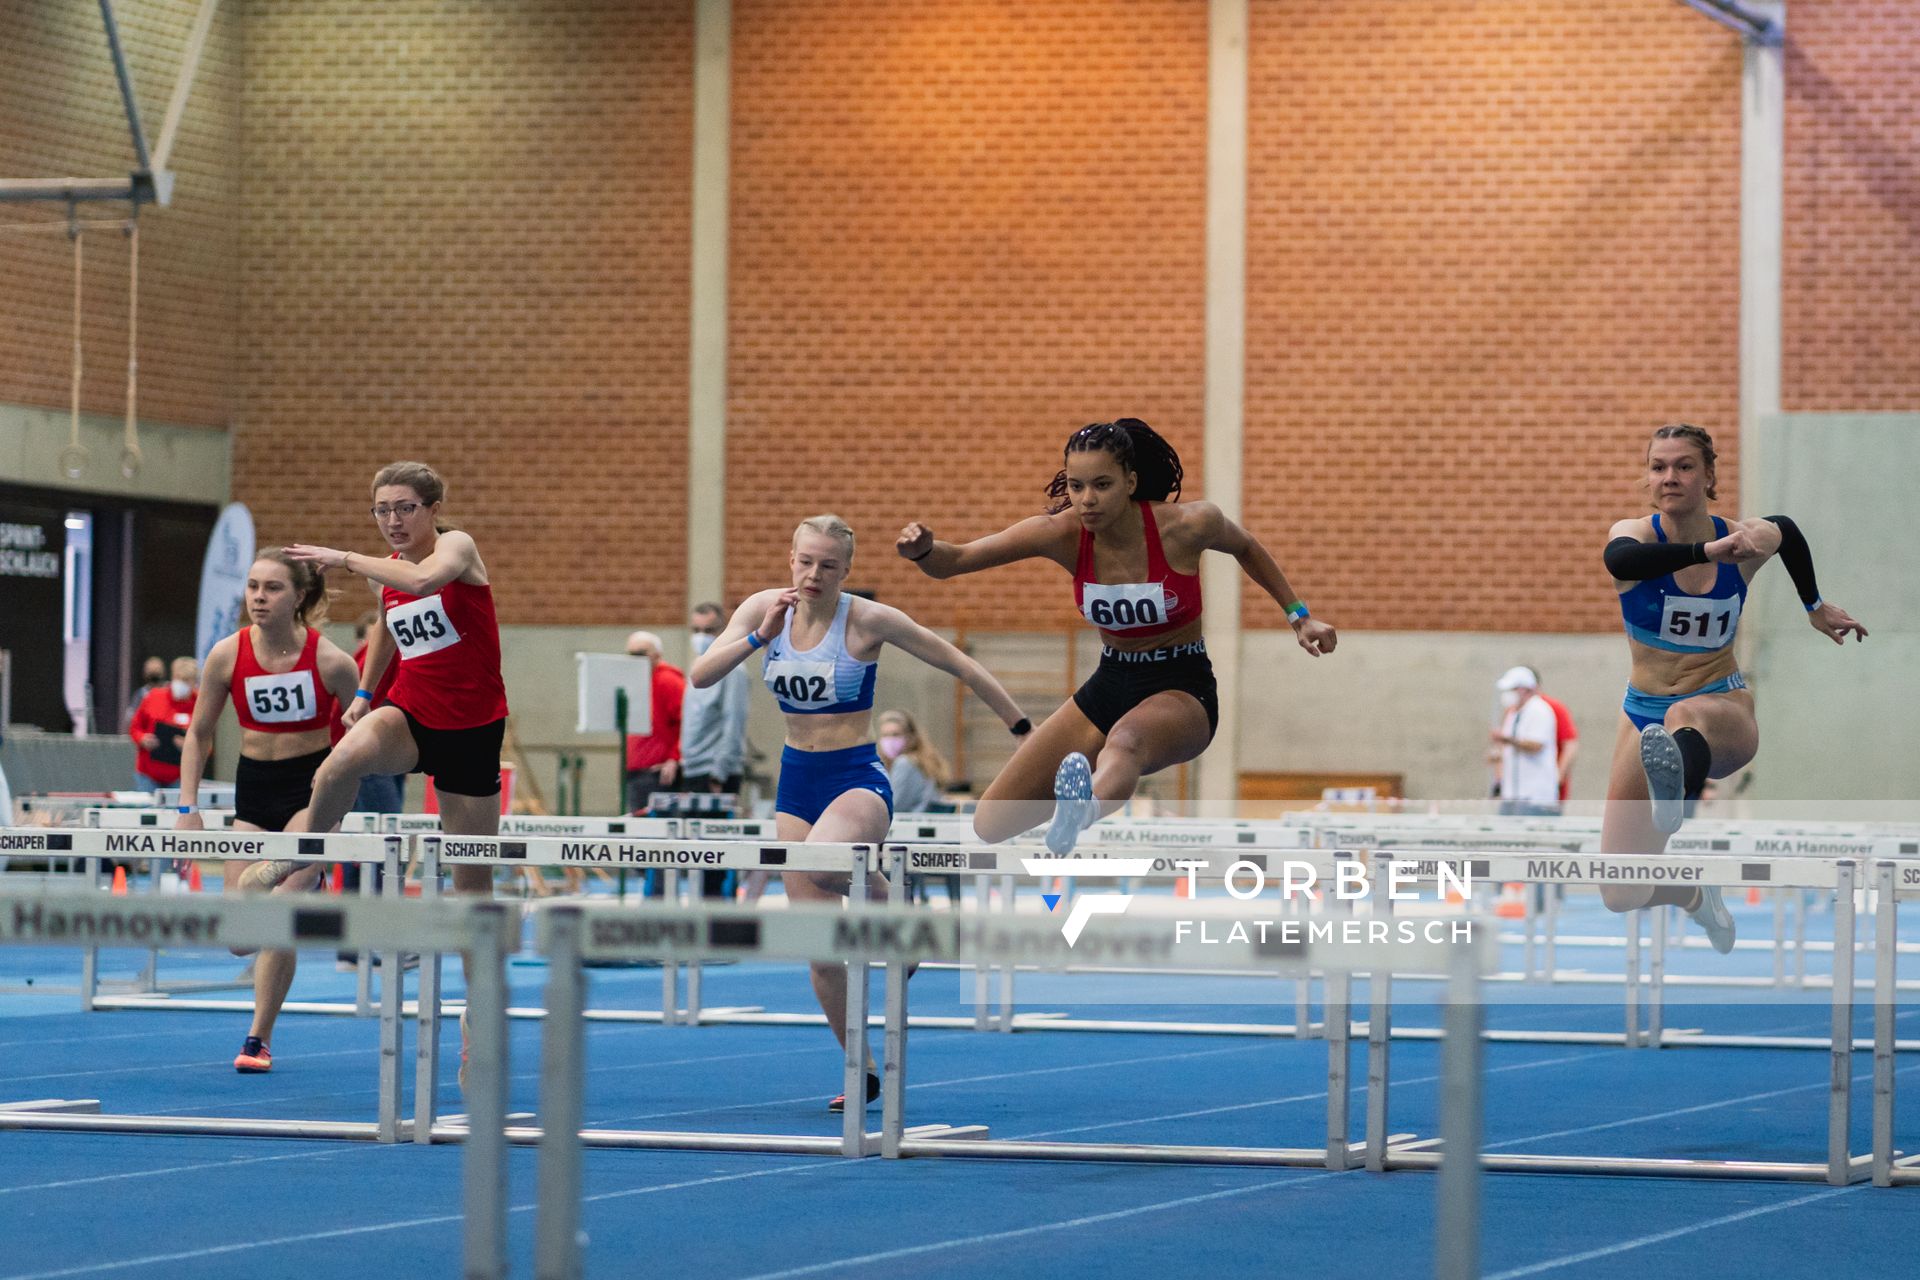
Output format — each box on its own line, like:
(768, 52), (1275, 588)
(906, 545), (933, 563)
(1009, 718), (1031, 737)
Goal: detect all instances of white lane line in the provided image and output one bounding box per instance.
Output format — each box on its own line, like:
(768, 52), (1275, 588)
(0, 1048), (366, 1087)
(0, 1147), (360, 1196)
(1481, 1187), (1859, 1279)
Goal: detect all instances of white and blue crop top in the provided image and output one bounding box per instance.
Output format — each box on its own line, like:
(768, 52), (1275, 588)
(1617, 514), (1749, 653)
(762, 593), (878, 714)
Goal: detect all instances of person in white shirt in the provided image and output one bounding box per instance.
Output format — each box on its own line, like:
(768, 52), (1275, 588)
(1491, 666), (1560, 816)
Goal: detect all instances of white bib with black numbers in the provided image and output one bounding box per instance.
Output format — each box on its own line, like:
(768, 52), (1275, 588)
(1080, 582), (1171, 632)
(243, 670), (319, 724)
(386, 594), (463, 660)
(1657, 594), (1742, 651)
(765, 660), (836, 711)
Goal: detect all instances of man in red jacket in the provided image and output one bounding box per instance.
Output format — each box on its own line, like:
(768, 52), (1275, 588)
(128, 656), (198, 793)
(622, 631), (686, 814)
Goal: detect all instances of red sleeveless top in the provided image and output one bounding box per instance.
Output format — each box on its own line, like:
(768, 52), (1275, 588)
(1071, 501), (1204, 639)
(232, 625), (335, 733)
(381, 561), (509, 730)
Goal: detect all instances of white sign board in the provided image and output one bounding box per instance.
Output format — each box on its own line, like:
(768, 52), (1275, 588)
(575, 653), (651, 735)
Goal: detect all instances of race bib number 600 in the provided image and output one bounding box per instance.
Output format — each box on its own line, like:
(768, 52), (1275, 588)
(1081, 582), (1170, 631)
(387, 594), (462, 659)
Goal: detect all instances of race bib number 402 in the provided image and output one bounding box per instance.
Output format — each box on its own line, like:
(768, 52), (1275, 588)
(387, 595), (463, 659)
(765, 660), (836, 709)
(243, 670), (318, 723)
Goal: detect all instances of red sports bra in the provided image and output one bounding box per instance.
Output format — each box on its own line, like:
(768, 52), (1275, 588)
(232, 625), (334, 733)
(1071, 501), (1203, 638)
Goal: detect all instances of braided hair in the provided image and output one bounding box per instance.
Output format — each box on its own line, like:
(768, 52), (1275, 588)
(1647, 423), (1718, 501)
(1044, 419), (1185, 515)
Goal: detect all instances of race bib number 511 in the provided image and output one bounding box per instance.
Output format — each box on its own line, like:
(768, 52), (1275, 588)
(1658, 595), (1740, 650)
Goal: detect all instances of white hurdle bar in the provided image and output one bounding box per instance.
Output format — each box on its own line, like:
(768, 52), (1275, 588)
(1385, 852), (1871, 1185)
(1874, 860), (1920, 1187)
(529, 896), (1493, 1280)
(0, 888), (516, 1280)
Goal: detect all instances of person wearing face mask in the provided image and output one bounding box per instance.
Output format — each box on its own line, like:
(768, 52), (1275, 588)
(129, 656), (200, 793)
(1490, 667), (1561, 817)
(121, 656), (166, 733)
(678, 601), (749, 898)
(877, 709), (960, 905)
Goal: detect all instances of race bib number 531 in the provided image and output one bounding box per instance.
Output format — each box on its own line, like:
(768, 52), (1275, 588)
(387, 595), (462, 659)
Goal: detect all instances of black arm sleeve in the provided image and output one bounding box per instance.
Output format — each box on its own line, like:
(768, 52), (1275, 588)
(1765, 515), (1821, 607)
(1604, 537), (1708, 581)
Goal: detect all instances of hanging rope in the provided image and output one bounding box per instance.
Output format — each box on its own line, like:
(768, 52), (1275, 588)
(121, 210), (142, 478)
(59, 204), (89, 480)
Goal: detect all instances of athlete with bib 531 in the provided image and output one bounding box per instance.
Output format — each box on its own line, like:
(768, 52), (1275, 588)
(897, 420), (1337, 852)
(1600, 424), (1866, 951)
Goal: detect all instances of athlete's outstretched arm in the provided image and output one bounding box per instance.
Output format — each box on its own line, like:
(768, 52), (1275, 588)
(895, 515), (1068, 580)
(863, 603), (1029, 732)
(689, 589), (789, 689)
(1194, 503), (1337, 657)
(1754, 516), (1867, 644)
(286, 531), (481, 597)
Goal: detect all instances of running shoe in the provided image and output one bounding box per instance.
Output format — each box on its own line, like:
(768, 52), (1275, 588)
(827, 1071), (881, 1113)
(1639, 725), (1687, 836)
(1686, 885), (1737, 955)
(1046, 752), (1095, 855)
(234, 1036), (272, 1073)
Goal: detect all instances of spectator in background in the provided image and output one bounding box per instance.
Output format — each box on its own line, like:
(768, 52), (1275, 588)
(1491, 666), (1560, 816)
(129, 656), (198, 793)
(879, 708), (960, 904)
(679, 602), (749, 898)
(623, 630), (686, 813)
(121, 656), (165, 732)
(1523, 665), (1579, 805)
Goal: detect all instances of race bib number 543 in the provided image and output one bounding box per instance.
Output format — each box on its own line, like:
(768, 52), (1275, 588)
(387, 595), (462, 659)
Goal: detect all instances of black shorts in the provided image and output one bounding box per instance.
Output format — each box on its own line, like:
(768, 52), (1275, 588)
(233, 748), (328, 833)
(401, 710), (505, 798)
(1071, 641), (1219, 740)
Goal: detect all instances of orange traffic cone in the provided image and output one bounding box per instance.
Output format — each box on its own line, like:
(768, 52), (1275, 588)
(1746, 886), (1762, 906)
(110, 866), (128, 896)
(330, 865), (346, 895)
(187, 862), (204, 893)
(1494, 883), (1526, 919)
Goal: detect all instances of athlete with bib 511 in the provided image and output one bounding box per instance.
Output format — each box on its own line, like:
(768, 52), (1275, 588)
(897, 420), (1338, 852)
(1600, 424), (1866, 951)
(692, 514), (1029, 1111)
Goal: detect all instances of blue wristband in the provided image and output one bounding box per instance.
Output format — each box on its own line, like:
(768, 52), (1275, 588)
(354, 689), (372, 700)
(1805, 596), (1822, 614)
(177, 805), (194, 814)
(746, 633), (764, 651)
(1285, 601), (1310, 624)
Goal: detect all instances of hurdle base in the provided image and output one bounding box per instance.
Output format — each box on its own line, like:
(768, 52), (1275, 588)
(1387, 1147), (1875, 1183)
(0, 1098), (102, 1114)
(895, 1136), (1351, 1168)
(0, 1113), (385, 1140)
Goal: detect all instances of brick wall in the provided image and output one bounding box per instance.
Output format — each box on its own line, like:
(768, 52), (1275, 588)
(0, 0), (242, 430)
(232, 0), (695, 625)
(1783, 1), (1920, 409)
(1245, 1), (1743, 633)
(724, 0), (1209, 630)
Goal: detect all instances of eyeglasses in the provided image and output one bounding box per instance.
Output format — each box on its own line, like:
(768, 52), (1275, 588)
(370, 502), (422, 520)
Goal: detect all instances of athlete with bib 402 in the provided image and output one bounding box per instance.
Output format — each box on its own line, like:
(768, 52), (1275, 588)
(692, 514), (1029, 1111)
(897, 419), (1338, 853)
(287, 460), (509, 1088)
(1599, 424), (1866, 952)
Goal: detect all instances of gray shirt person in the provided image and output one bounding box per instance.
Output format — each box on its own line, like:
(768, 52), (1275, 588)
(679, 634), (750, 782)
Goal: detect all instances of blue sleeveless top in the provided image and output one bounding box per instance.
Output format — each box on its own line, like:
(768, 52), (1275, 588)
(762, 593), (878, 715)
(1617, 514), (1748, 654)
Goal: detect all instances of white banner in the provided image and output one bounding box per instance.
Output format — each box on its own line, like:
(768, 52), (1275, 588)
(194, 504), (255, 663)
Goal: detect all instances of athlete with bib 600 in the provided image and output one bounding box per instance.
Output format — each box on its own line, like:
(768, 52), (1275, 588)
(1599, 424), (1866, 951)
(898, 419), (1338, 853)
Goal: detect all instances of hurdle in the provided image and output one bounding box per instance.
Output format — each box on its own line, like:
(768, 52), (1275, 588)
(1872, 859), (1920, 1187)
(1382, 851), (1875, 1184)
(528, 895), (1493, 1280)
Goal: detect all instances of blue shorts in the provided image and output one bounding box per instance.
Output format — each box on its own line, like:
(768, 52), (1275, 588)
(1622, 672), (1749, 732)
(774, 742), (894, 827)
